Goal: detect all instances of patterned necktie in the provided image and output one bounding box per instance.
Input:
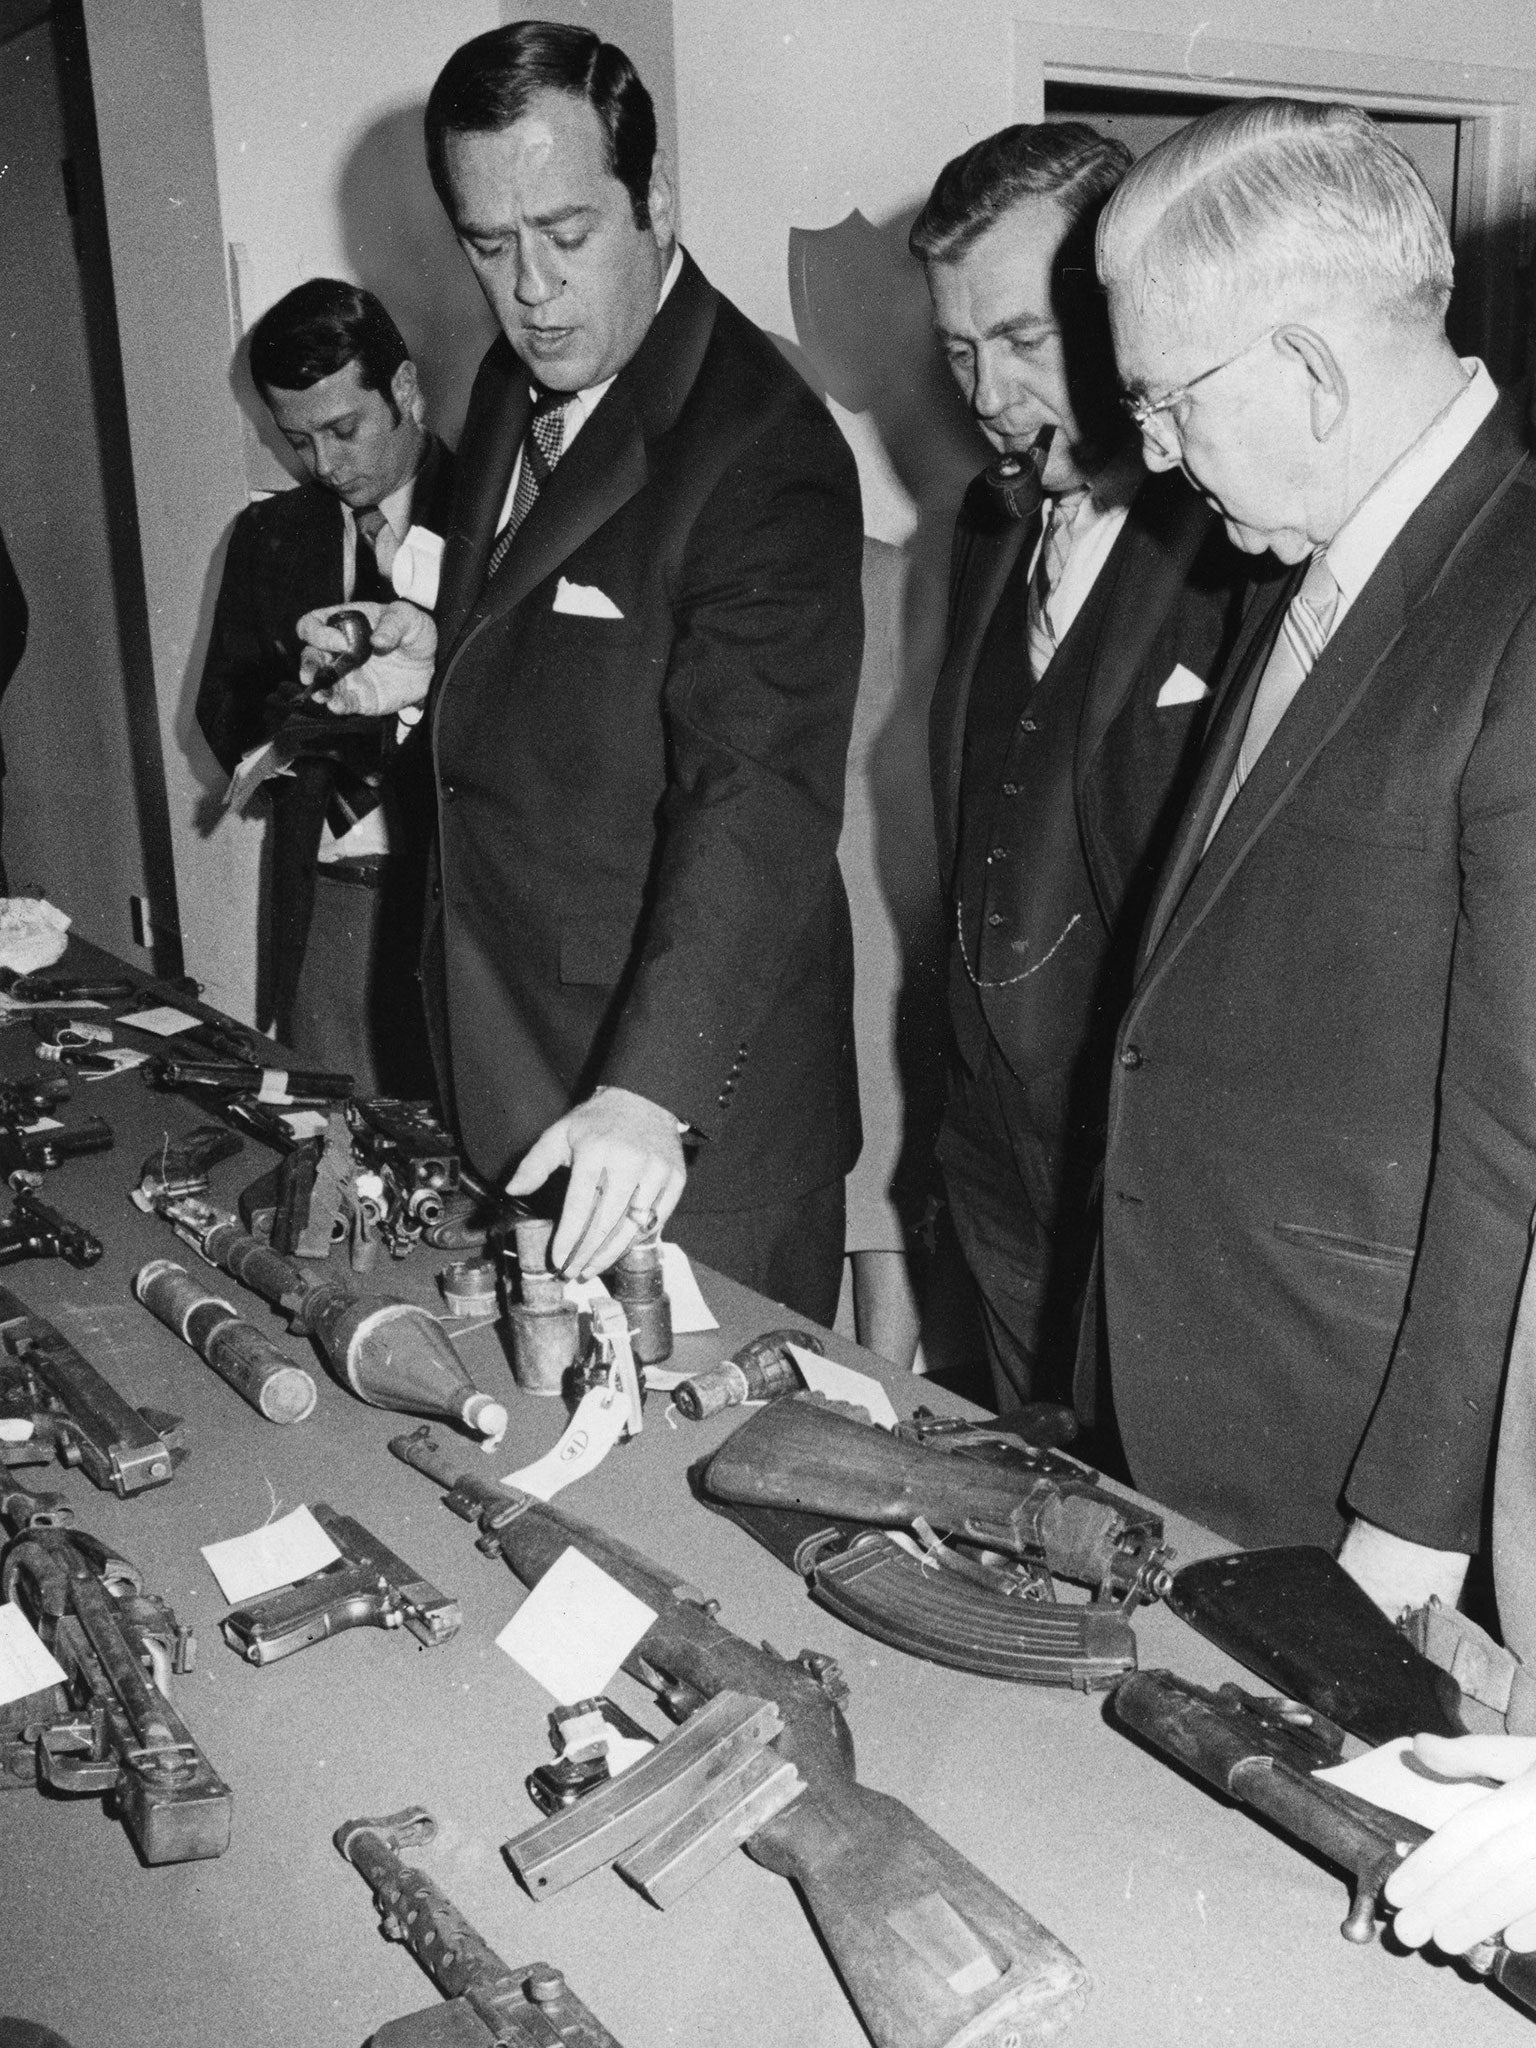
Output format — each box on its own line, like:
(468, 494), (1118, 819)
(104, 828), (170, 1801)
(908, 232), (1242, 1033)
(487, 390), (567, 579)
(1206, 550), (1342, 847)
(353, 505), (396, 598)
(1025, 489), (1085, 681)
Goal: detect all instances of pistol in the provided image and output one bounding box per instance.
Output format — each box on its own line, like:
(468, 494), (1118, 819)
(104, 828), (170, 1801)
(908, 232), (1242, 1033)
(0, 1112), (113, 1187)
(336, 1804), (626, 2048)
(392, 1425), (1090, 2048)
(221, 1503), (459, 1664)
(0, 1480), (232, 1861)
(0, 1285), (181, 1494)
(0, 1187), (102, 1268)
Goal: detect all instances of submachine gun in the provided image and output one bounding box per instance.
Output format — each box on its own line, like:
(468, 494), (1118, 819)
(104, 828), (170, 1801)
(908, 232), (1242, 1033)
(0, 1479), (232, 1861)
(336, 1805), (626, 2048)
(391, 1425), (1090, 2048)
(0, 1285), (181, 1496)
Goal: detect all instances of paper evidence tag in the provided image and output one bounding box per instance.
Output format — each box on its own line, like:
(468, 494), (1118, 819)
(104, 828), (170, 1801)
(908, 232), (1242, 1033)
(505, 1384), (629, 1502)
(496, 1544), (656, 1704)
(119, 1006), (202, 1037)
(0, 1600), (68, 1707)
(787, 1343), (899, 1430)
(564, 1243), (718, 1336)
(201, 1504), (342, 1605)
(257, 1069), (293, 1104)
(1313, 1736), (1497, 1830)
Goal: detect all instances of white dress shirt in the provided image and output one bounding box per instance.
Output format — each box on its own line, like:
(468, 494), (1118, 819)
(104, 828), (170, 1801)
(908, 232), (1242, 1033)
(1025, 444), (1142, 654)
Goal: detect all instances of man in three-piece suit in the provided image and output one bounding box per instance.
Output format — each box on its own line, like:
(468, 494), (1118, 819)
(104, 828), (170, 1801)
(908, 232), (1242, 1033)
(198, 280), (451, 1093)
(912, 123), (1251, 1411)
(303, 22), (863, 1318)
(1097, 97), (1536, 1609)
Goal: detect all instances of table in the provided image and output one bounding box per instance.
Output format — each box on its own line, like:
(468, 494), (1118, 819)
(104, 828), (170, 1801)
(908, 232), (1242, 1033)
(1, 941), (1527, 2048)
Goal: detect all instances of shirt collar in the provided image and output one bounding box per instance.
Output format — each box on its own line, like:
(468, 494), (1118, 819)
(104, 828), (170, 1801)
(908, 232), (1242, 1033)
(1324, 358), (1498, 605)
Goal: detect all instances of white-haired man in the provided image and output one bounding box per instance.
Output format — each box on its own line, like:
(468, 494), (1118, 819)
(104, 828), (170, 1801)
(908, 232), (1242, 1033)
(1094, 97), (1536, 1613)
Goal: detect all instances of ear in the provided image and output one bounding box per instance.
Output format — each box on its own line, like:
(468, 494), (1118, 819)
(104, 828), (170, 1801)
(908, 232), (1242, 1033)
(1274, 325), (1349, 443)
(392, 358), (426, 428)
(646, 146), (678, 250)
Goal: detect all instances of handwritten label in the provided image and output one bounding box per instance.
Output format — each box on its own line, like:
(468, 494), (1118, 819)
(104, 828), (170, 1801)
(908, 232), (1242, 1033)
(504, 1385), (629, 1501)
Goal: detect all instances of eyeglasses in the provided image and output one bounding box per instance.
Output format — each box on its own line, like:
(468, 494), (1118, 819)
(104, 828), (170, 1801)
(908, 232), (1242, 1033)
(1121, 327), (1279, 448)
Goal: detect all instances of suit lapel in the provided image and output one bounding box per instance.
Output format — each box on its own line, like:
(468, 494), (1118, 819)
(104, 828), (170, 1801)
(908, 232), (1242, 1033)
(931, 518), (1033, 880)
(436, 354), (528, 655)
(436, 254), (719, 670)
(1073, 472), (1210, 771)
(1138, 391), (1531, 976)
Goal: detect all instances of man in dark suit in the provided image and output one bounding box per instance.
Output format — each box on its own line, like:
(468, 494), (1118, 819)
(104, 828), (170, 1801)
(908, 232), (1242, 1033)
(303, 23), (862, 1317)
(198, 281), (452, 1093)
(1096, 97), (1536, 1610)
(912, 123), (1250, 1411)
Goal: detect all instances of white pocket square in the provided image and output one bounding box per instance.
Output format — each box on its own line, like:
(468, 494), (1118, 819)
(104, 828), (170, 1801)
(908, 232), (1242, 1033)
(553, 577), (624, 620)
(1156, 663), (1211, 708)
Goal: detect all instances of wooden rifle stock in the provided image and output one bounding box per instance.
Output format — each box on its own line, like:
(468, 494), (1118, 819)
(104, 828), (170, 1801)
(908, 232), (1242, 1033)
(391, 1426), (1089, 2048)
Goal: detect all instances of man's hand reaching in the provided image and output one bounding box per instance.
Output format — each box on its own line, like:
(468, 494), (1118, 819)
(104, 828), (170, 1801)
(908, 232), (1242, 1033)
(507, 1086), (687, 1280)
(296, 598), (437, 716)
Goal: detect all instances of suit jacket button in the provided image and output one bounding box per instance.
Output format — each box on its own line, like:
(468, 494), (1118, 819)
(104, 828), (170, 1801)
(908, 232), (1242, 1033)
(1019, 718), (1039, 733)
(1001, 782), (1019, 797)
(988, 846), (1008, 862)
(442, 781), (458, 801)
(987, 912), (1004, 927)
(1119, 1045), (1143, 1070)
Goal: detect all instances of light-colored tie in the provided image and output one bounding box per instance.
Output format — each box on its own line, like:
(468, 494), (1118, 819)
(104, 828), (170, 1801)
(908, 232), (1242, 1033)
(354, 504), (397, 581)
(1206, 550), (1341, 847)
(487, 391), (567, 580)
(1025, 489), (1085, 681)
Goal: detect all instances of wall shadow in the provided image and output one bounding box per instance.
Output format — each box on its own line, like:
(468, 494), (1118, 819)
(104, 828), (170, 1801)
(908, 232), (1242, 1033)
(335, 102), (499, 446)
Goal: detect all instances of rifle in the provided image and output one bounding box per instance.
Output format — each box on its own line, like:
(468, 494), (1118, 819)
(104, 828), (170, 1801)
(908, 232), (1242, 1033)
(0, 1285), (181, 1494)
(1113, 1669), (1536, 2016)
(336, 1804), (626, 2047)
(0, 1479), (232, 1861)
(222, 1504), (458, 1664)
(701, 1397), (1172, 1609)
(391, 1424), (1090, 2048)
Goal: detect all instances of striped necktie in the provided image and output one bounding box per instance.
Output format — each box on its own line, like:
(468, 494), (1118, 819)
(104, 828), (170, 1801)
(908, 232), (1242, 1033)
(1205, 550), (1341, 847)
(487, 390), (567, 580)
(1025, 489), (1085, 681)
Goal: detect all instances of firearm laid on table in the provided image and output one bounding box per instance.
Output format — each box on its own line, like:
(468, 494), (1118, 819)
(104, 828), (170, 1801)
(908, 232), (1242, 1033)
(0, 1072), (113, 1187)
(696, 1397), (1171, 1689)
(0, 1285), (181, 1494)
(391, 1425), (1089, 2048)
(0, 1478), (232, 1861)
(336, 1804), (626, 2048)
(1114, 1670), (1536, 2017)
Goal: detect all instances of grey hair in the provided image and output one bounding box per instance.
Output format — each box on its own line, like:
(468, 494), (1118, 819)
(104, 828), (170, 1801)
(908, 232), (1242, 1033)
(1096, 98), (1454, 333)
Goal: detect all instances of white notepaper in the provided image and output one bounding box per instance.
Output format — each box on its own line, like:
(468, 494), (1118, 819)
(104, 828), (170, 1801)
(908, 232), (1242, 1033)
(201, 1504), (342, 1605)
(119, 1006), (202, 1037)
(659, 1242), (717, 1333)
(0, 1601), (68, 1706)
(1314, 1736), (1498, 1830)
(495, 1545), (656, 1704)
(504, 1384), (631, 1501)
(788, 1344), (900, 1430)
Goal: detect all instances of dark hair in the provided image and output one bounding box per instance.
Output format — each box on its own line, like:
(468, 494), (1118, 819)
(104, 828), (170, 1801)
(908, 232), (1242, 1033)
(426, 20), (657, 230)
(909, 121), (1133, 271)
(249, 279), (411, 419)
